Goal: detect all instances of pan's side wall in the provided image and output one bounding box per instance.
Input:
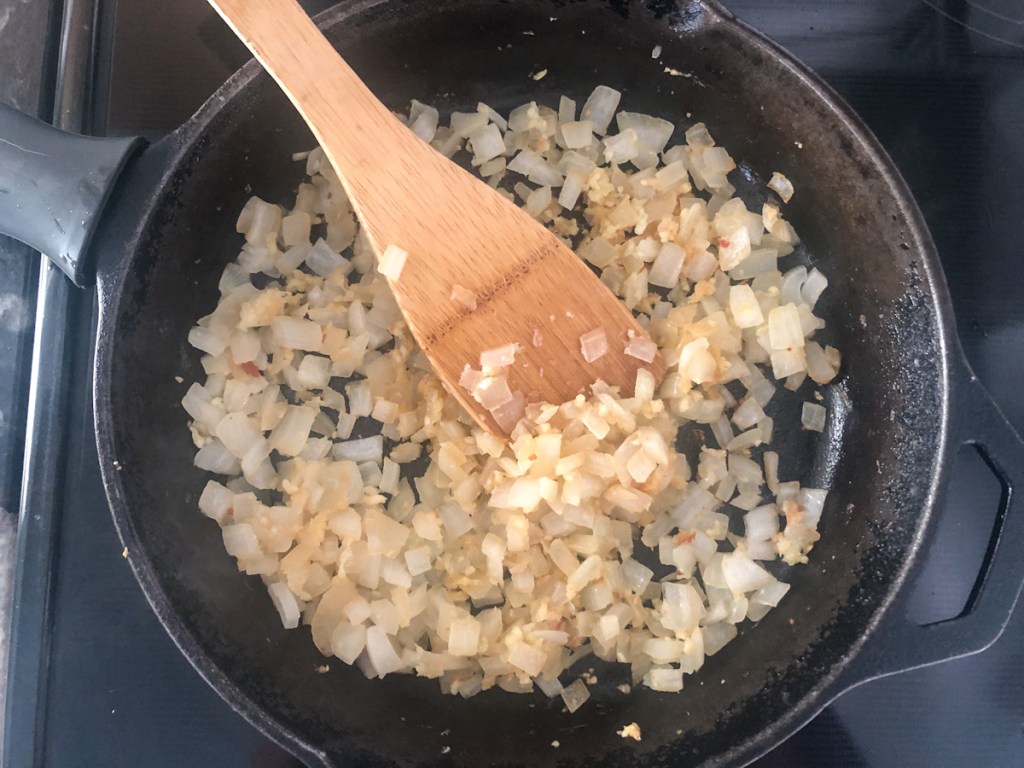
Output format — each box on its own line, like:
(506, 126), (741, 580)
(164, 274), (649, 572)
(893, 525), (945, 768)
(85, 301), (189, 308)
(99, 2), (949, 767)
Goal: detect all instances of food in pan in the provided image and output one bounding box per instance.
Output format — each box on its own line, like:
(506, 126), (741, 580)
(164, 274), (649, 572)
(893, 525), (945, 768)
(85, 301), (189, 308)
(182, 85), (840, 706)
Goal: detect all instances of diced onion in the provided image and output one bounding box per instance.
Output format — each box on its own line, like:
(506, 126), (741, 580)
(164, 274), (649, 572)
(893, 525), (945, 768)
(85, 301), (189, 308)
(183, 84), (839, 708)
(718, 227), (752, 270)
(769, 171), (794, 202)
(801, 268), (828, 308)
(267, 582), (301, 629)
(222, 522), (259, 559)
(801, 402), (827, 432)
(333, 435), (385, 464)
(560, 679), (591, 713)
(649, 242), (685, 288)
(365, 626), (404, 677)
(378, 244), (408, 281)
(480, 343), (519, 369)
(560, 120), (595, 149)
(269, 405), (316, 457)
(624, 333), (658, 363)
(451, 284), (478, 310)
(272, 316), (322, 352)
(580, 85), (621, 135)
(579, 328), (609, 363)
(768, 304), (805, 350)
(468, 123), (506, 164)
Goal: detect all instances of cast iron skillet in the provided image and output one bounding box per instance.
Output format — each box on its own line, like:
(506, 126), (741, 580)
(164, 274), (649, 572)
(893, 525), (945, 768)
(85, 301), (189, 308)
(1, 1), (1022, 766)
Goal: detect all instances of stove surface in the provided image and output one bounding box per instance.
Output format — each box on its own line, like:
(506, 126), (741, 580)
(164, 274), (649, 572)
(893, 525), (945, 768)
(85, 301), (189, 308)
(4, 1), (1024, 767)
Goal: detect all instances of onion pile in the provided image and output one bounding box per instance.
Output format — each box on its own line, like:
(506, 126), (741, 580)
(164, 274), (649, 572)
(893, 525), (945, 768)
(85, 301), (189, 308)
(183, 85), (840, 707)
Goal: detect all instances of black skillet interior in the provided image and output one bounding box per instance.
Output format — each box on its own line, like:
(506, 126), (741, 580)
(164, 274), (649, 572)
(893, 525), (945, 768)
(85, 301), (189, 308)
(97, 1), (950, 766)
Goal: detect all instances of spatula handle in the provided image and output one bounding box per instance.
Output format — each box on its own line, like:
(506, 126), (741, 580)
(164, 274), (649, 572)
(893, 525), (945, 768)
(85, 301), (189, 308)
(206, 0), (414, 215)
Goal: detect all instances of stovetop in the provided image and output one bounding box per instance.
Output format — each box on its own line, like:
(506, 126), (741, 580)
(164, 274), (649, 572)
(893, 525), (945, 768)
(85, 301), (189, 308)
(3, 1), (1023, 767)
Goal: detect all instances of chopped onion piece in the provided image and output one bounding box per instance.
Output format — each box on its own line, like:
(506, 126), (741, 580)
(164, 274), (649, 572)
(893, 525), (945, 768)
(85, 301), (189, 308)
(525, 185), (552, 217)
(475, 376), (513, 410)
(801, 402), (827, 432)
(718, 227), (752, 270)
(448, 616), (482, 657)
(307, 238), (350, 277)
(801, 267), (828, 308)
(649, 242), (685, 288)
(378, 244), (408, 281)
(744, 504), (780, 541)
(800, 487), (828, 528)
(490, 391), (525, 433)
(603, 129), (639, 164)
(268, 406), (316, 457)
(198, 481), (233, 523)
(624, 333), (658, 363)
(333, 435), (384, 464)
(769, 171), (794, 202)
(617, 111), (674, 155)
(332, 622), (367, 665)
(721, 551), (775, 593)
(560, 120), (595, 149)
(732, 396), (765, 430)
(480, 343), (519, 369)
(729, 284), (764, 329)
(188, 327), (227, 356)
(281, 212), (311, 248)
(451, 284), (478, 310)
(768, 304), (805, 350)
(509, 642), (547, 677)
(752, 579), (790, 607)
(580, 85), (621, 135)
(507, 149), (564, 186)
(365, 626), (404, 677)
(679, 338), (717, 384)
(771, 347), (806, 379)
(468, 123), (505, 164)
(222, 522), (259, 559)
(703, 621), (738, 655)
(560, 678), (591, 713)
(268, 582), (301, 629)
(805, 341), (840, 385)
(646, 666), (683, 692)
(558, 95), (576, 123)
(272, 316), (322, 352)
(579, 328), (609, 363)
(194, 440), (239, 475)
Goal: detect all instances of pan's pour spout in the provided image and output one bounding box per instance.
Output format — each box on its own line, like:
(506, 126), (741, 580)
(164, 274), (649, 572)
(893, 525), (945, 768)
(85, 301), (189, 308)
(0, 102), (143, 287)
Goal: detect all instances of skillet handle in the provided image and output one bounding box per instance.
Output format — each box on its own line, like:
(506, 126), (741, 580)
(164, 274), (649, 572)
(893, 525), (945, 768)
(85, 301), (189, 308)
(0, 101), (143, 286)
(835, 355), (1024, 692)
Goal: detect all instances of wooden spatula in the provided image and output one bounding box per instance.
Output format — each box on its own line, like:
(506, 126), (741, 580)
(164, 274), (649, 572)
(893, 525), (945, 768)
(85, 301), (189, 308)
(208, 0), (665, 434)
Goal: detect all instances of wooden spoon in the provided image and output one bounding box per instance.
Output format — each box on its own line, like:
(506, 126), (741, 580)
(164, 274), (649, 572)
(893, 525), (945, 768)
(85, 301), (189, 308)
(208, 0), (665, 434)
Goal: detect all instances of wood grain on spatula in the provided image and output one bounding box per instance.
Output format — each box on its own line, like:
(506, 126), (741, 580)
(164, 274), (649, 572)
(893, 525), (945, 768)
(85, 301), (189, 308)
(208, 0), (666, 434)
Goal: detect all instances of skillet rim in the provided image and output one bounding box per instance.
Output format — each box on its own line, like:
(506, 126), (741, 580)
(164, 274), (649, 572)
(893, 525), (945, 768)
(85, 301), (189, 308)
(91, 1), (956, 765)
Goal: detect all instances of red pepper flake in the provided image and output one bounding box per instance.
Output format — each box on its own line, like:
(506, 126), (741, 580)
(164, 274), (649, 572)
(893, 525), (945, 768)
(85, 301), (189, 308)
(226, 508), (234, 517)
(719, 238), (730, 248)
(240, 361), (260, 377)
